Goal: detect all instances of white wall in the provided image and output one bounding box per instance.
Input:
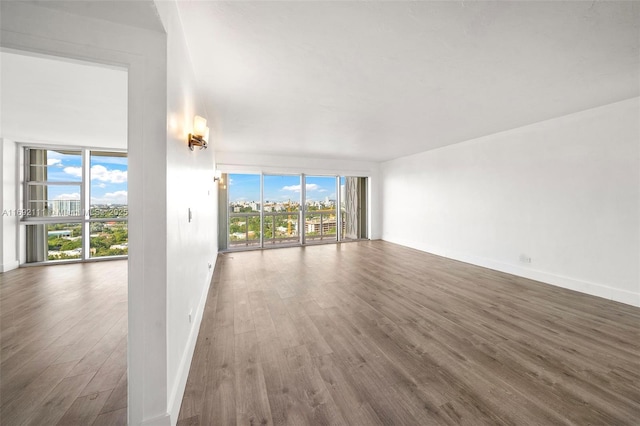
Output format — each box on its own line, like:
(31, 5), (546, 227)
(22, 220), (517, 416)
(217, 151), (382, 239)
(154, 2), (218, 423)
(1, 141), (3, 267)
(381, 98), (640, 307)
(1, 2), (170, 424)
(1, 2), (218, 424)
(0, 139), (19, 272)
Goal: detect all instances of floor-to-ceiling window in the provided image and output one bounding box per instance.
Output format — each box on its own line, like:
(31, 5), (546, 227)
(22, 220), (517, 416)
(263, 174), (301, 246)
(228, 173), (261, 249)
(223, 172), (367, 251)
(23, 146), (128, 263)
(304, 176), (338, 243)
(24, 148), (83, 261)
(88, 151), (128, 257)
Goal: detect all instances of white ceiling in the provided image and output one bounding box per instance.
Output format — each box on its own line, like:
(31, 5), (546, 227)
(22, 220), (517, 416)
(177, 1), (640, 162)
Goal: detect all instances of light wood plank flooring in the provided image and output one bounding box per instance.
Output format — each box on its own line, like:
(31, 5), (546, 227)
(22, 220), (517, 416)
(0, 260), (127, 426)
(178, 241), (640, 425)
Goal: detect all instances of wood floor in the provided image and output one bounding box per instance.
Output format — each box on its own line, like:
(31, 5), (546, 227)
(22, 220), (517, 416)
(0, 260), (128, 426)
(178, 241), (640, 426)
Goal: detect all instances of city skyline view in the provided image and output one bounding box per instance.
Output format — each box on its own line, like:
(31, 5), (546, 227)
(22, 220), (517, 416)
(226, 174), (364, 248)
(229, 174), (342, 204)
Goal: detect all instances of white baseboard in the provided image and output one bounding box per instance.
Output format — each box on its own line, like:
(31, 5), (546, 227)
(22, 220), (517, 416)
(0, 260), (19, 273)
(383, 237), (640, 308)
(167, 258), (216, 425)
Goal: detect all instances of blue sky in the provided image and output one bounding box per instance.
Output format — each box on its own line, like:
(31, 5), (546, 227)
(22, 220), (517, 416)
(229, 174), (341, 203)
(44, 150), (128, 205)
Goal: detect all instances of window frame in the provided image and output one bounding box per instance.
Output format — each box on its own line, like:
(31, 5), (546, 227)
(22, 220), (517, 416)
(21, 145), (128, 264)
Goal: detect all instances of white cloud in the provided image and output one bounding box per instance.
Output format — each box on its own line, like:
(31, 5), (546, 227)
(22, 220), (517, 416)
(47, 159), (61, 166)
(91, 165), (127, 183)
(282, 183), (319, 192)
(63, 165), (127, 183)
(97, 183), (107, 188)
(55, 192), (80, 200)
(63, 166), (82, 178)
(92, 190), (128, 205)
(318, 189), (328, 193)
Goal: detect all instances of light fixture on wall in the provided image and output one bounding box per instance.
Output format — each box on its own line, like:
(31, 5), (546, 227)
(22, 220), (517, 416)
(214, 169), (222, 183)
(188, 115), (209, 150)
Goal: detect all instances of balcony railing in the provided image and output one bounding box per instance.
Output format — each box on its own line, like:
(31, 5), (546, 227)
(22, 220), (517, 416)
(229, 211), (301, 248)
(263, 211), (300, 246)
(228, 209), (347, 249)
(304, 210), (339, 242)
(229, 212), (261, 247)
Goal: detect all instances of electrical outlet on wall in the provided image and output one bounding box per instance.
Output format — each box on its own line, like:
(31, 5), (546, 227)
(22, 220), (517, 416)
(188, 309), (193, 323)
(519, 254), (532, 263)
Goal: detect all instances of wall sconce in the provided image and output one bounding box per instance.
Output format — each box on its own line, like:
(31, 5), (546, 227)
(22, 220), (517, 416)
(214, 170), (222, 183)
(188, 115), (209, 150)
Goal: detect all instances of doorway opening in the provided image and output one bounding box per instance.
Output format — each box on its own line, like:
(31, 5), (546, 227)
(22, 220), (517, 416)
(0, 49), (129, 424)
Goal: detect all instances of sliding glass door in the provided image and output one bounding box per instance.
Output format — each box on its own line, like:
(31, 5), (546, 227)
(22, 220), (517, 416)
(304, 176), (338, 243)
(263, 174), (301, 246)
(228, 174), (261, 249)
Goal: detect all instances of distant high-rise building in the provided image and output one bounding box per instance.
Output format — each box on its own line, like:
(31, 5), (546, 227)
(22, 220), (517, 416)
(49, 200), (82, 216)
